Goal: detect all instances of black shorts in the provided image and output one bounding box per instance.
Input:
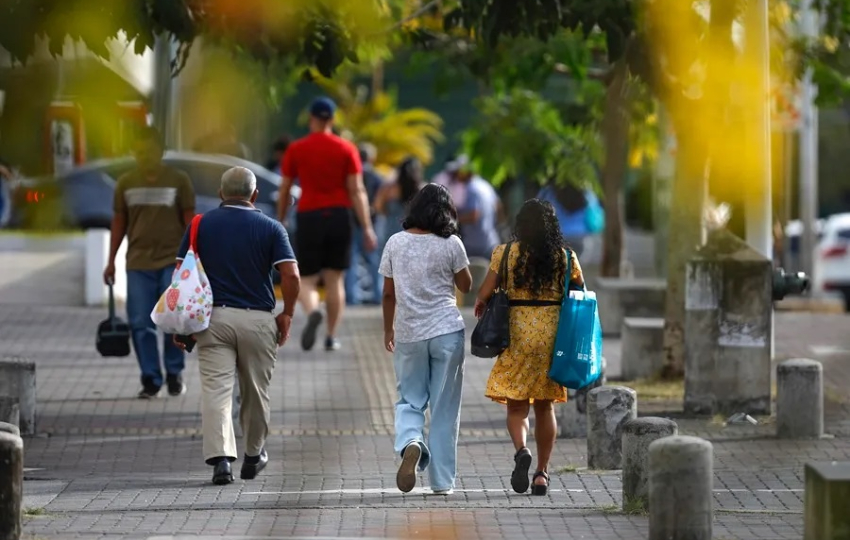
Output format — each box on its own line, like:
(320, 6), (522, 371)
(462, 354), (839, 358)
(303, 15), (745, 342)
(295, 207), (354, 276)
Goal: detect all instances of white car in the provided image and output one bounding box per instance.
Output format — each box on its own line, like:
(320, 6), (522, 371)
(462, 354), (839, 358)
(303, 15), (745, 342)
(816, 213), (850, 308)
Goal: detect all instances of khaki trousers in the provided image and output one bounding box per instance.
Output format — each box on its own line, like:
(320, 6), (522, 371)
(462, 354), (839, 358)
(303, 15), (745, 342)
(195, 307), (278, 463)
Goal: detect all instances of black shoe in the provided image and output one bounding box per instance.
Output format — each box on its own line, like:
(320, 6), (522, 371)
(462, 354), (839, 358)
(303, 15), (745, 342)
(240, 449), (268, 480)
(212, 461), (234, 485)
(166, 374), (186, 396)
(137, 385), (160, 399)
(511, 447), (532, 494)
(396, 442), (421, 493)
(325, 336), (341, 351)
(301, 311), (323, 351)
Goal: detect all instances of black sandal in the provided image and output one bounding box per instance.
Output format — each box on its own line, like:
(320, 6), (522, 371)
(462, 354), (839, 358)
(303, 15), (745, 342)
(531, 471), (549, 496)
(511, 447), (532, 493)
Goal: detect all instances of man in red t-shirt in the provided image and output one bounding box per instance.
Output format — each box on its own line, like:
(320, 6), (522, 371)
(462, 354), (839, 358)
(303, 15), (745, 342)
(278, 97), (377, 352)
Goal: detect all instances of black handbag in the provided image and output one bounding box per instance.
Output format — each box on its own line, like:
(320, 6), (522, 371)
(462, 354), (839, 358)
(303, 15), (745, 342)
(470, 241), (513, 358)
(96, 280), (132, 357)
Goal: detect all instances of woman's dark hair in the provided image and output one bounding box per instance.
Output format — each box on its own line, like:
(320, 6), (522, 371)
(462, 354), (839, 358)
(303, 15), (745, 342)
(397, 157), (424, 204)
(402, 183), (459, 238)
(513, 198), (567, 294)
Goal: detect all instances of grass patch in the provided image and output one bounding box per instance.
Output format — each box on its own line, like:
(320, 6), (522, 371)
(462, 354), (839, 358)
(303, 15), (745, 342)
(623, 498), (648, 516)
(554, 464), (579, 474)
(620, 377), (684, 401)
(23, 507), (47, 517)
(599, 504), (621, 514)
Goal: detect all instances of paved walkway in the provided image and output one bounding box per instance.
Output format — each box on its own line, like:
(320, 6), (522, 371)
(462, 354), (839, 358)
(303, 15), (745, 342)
(3, 303), (850, 539)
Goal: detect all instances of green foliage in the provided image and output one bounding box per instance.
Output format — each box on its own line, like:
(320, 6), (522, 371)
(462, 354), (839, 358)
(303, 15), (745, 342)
(460, 88), (601, 188)
(0, 0), (393, 78)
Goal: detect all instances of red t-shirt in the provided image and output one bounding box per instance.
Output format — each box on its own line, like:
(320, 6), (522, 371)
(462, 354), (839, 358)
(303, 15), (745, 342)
(281, 132), (362, 213)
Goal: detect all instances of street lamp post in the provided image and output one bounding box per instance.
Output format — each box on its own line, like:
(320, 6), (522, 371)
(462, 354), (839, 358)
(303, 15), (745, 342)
(745, 0), (773, 261)
(799, 0), (820, 293)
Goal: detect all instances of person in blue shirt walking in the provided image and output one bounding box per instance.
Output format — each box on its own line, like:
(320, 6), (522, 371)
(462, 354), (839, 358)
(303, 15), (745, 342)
(536, 181), (604, 258)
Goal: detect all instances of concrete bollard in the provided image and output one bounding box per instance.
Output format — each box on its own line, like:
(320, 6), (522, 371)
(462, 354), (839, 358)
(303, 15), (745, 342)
(0, 359), (36, 435)
(648, 436), (713, 540)
(586, 386), (637, 470)
(622, 417), (678, 511)
(0, 423), (20, 437)
(777, 359), (823, 439)
(0, 398), (18, 429)
(0, 431), (23, 540)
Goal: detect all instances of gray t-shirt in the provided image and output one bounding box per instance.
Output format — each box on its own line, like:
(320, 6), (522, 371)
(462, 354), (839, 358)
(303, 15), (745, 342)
(379, 232), (470, 344)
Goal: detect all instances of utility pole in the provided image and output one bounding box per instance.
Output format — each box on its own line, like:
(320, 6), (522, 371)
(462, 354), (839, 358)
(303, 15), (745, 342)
(744, 0), (773, 260)
(799, 0), (820, 292)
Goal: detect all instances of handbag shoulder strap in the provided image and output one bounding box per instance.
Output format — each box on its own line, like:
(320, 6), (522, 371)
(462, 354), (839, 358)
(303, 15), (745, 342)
(499, 241), (513, 291)
(189, 214), (202, 254)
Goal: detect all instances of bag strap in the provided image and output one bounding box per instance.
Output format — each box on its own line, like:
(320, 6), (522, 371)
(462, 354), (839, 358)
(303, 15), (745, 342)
(563, 248), (573, 296)
(107, 280), (116, 320)
(189, 214), (202, 254)
(498, 241), (513, 291)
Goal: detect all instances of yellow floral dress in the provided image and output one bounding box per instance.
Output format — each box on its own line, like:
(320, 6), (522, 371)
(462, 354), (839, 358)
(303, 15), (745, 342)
(484, 242), (584, 404)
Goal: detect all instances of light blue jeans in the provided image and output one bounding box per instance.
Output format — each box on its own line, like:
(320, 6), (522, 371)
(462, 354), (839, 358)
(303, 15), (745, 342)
(393, 329), (465, 491)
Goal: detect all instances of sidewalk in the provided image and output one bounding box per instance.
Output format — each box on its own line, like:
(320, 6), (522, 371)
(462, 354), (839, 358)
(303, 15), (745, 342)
(2, 303), (850, 539)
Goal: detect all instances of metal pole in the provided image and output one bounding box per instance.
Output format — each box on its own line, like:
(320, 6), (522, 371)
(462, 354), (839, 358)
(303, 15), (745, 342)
(799, 0), (820, 292)
(745, 0), (773, 260)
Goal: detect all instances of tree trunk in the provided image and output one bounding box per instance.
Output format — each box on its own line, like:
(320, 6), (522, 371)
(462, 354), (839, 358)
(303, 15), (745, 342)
(600, 59), (629, 278)
(660, 129), (707, 379)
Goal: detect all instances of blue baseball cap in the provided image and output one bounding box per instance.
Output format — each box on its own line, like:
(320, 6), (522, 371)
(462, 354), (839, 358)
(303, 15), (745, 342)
(309, 97), (337, 120)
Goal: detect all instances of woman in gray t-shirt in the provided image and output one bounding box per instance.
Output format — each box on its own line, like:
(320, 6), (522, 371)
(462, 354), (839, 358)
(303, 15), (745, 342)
(379, 183), (473, 495)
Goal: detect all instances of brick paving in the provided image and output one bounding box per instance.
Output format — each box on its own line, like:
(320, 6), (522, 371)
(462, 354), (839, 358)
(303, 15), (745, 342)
(2, 304), (850, 539)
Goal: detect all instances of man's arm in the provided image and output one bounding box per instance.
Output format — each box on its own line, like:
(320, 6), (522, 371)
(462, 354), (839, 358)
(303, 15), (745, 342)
(277, 176), (293, 222)
(275, 261), (300, 317)
(178, 172), (196, 227)
(104, 179), (129, 284)
(346, 173), (377, 250)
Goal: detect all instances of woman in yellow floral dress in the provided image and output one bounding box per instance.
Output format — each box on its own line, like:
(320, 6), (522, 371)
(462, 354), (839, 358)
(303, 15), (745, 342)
(473, 199), (584, 496)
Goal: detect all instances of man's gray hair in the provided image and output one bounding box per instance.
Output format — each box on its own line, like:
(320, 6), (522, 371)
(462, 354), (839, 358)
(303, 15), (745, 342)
(220, 167), (256, 199)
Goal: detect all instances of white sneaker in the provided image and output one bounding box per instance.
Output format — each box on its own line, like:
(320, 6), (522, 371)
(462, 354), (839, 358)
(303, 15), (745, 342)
(430, 488), (453, 496)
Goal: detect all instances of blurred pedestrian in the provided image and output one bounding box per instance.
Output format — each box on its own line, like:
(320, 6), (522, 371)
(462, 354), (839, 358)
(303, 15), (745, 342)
(277, 97), (377, 352)
(454, 159), (501, 259)
(104, 126), (196, 399)
(172, 167), (300, 485)
(375, 156), (425, 248)
(345, 143), (385, 305)
(380, 183), (472, 495)
(265, 135), (291, 174)
(0, 157), (13, 229)
(536, 181), (601, 258)
(474, 199), (585, 496)
(433, 154), (468, 208)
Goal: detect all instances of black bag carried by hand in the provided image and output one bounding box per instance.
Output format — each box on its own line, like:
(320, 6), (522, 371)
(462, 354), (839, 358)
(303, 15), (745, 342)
(471, 241), (512, 358)
(96, 280), (131, 357)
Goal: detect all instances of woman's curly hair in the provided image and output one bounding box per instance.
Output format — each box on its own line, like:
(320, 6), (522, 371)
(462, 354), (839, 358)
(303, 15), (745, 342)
(512, 198), (567, 294)
(402, 183), (459, 238)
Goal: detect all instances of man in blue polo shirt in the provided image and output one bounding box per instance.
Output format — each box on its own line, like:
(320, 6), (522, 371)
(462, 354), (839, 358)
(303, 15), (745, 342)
(174, 166), (300, 486)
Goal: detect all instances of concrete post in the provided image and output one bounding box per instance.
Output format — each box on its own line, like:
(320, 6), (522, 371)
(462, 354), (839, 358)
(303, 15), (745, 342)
(0, 398), (18, 429)
(586, 386), (637, 470)
(0, 423), (19, 437)
(777, 359), (823, 439)
(684, 230), (772, 416)
(622, 417), (678, 511)
(0, 431), (23, 540)
(0, 359), (36, 435)
(649, 435), (713, 540)
(804, 461), (850, 540)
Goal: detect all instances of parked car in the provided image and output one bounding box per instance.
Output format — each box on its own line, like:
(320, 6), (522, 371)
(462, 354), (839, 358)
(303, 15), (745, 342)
(10, 151), (299, 231)
(814, 213), (850, 308)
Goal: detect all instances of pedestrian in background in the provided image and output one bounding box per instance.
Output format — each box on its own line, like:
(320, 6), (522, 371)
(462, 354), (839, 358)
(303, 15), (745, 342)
(104, 126), (195, 399)
(474, 199), (585, 496)
(380, 183), (472, 495)
(453, 158), (501, 259)
(173, 167), (300, 485)
(277, 97), (377, 352)
(374, 156), (425, 249)
(345, 143), (385, 305)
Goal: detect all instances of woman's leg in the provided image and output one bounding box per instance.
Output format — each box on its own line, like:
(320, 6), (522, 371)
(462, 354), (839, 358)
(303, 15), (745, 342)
(532, 400), (557, 484)
(506, 399), (531, 451)
(392, 339), (432, 492)
(426, 330), (465, 491)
